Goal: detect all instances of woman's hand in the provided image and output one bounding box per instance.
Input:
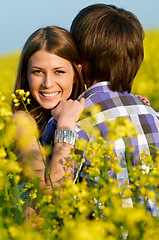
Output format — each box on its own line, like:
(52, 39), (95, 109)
(135, 94), (150, 106)
(51, 98), (85, 131)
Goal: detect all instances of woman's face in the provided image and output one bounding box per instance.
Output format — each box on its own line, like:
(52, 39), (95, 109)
(27, 49), (75, 109)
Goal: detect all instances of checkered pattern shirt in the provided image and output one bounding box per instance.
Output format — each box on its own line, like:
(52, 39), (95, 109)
(41, 81), (159, 216)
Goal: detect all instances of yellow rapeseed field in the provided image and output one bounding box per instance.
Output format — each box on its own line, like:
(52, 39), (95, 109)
(0, 30), (159, 239)
(132, 29), (159, 110)
(0, 51), (20, 104)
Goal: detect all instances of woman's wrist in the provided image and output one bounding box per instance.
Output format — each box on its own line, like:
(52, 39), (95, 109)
(56, 116), (76, 131)
(54, 129), (78, 146)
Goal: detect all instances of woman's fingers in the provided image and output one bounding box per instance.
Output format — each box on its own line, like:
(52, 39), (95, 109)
(135, 94), (150, 106)
(79, 97), (85, 105)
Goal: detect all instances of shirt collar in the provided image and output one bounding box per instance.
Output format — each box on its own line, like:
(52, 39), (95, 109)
(78, 81), (110, 100)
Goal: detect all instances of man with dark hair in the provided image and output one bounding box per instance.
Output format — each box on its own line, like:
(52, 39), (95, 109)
(70, 4), (144, 92)
(42, 4), (159, 216)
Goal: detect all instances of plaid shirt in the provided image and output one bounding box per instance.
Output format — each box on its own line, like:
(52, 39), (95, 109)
(41, 81), (159, 216)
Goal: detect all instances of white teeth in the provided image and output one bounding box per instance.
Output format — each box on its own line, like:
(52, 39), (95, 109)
(42, 92), (59, 97)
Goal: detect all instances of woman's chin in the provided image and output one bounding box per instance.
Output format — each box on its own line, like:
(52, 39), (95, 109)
(42, 104), (58, 110)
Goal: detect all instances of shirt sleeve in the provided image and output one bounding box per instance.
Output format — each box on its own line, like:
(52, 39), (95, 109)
(41, 117), (57, 147)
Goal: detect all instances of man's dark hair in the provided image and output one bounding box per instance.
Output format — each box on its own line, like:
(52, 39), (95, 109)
(70, 4), (144, 92)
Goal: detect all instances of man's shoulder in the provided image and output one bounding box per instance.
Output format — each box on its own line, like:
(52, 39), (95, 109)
(76, 91), (159, 139)
(84, 90), (159, 116)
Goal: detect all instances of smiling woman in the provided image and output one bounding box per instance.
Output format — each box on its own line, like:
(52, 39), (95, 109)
(11, 25), (85, 192)
(12, 26), (84, 129)
(27, 49), (76, 110)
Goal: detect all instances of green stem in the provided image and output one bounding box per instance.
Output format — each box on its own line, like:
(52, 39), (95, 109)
(12, 172), (23, 212)
(27, 199), (33, 223)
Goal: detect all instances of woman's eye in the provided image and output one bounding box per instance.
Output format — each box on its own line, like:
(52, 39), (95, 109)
(32, 70), (43, 75)
(55, 70), (65, 74)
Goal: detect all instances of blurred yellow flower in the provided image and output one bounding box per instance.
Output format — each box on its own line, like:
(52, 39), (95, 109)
(0, 147), (7, 158)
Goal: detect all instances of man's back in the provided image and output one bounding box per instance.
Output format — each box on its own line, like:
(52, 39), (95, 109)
(75, 81), (159, 216)
(76, 82), (159, 160)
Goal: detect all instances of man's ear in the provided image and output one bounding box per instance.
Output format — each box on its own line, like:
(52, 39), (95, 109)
(77, 64), (82, 72)
(73, 64), (82, 83)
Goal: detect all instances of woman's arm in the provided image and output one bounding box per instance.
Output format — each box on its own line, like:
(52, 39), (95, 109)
(12, 97), (85, 193)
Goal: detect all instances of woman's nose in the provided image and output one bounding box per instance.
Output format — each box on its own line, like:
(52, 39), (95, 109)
(42, 73), (54, 88)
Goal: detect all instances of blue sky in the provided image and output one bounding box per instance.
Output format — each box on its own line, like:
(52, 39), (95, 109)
(1, 0), (159, 55)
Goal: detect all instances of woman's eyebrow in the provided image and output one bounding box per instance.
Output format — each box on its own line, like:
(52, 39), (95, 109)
(53, 66), (67, 69)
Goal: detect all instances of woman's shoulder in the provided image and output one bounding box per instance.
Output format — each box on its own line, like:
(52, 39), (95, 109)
(12, 110), (38, 136)
(12, 110), (35, 123)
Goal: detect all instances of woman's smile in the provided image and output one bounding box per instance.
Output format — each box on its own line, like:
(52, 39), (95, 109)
(39, 91), (60, 98)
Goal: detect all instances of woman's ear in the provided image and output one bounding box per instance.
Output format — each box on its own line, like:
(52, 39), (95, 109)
(77, 64), (82, 72)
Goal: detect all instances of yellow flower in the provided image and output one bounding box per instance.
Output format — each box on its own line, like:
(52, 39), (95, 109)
(0, 92), (6, 102)
(107, 117), (138, 140)
(0, 122), (5, 130)
(76, 139), (88, 151)
(29, 189), (37, 200)
(16, 199), (25, 206)
(14, 102), (20, 107)
(8, 173), (13, 179)
(6, 160), (22, 173)
(15, 174), (21, 184)
(22, 96), (26, 101)
(147, 190), (155, 200)
(13, 98), (19, 103)
(0, 105), (12, 117)
(15, 89), (25, 96)
(11, 93), (16, 99)
(25, 182), (34, 189)
(25, 91), (30, 97)
(0, 147), (7, 158)
(2, 120), (17, 147)
(12, 89), (31, 107)
(8, 226), (20, 238)
(27, 98), (31, 104)
(64, 172), (71, 177)
(0, 171), (5, 190)
(41, 194), (52, 203)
